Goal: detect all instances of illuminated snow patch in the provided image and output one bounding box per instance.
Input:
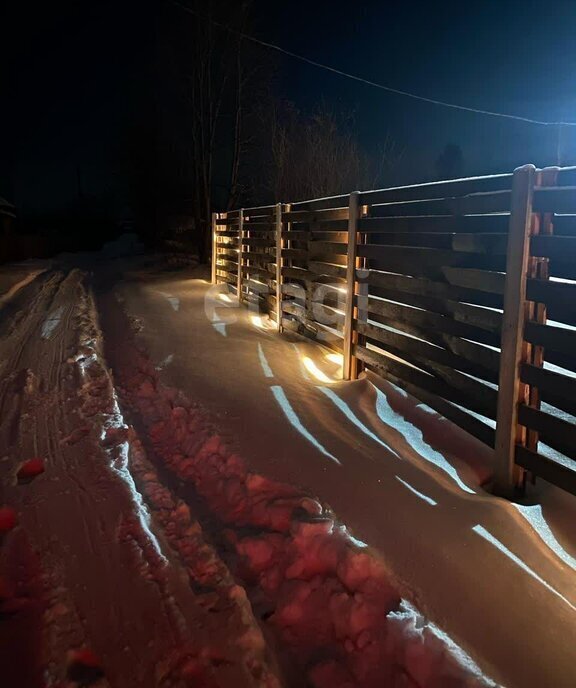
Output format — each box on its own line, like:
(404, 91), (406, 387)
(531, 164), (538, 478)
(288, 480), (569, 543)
(388, 600), (497, 686)
(213, 322), (227, 336)
(473, 525), (576, 612)
(156, 354), (174, 370)
(373, 384), (476, 495)
(318, 386), (401, 457)
(513, 503), (576, 572)
(158, 290), (180, 311)
(257, 343), (274, 378)
(395, 476), (438, 506)
(102, 396), (167, 562)
(302, 357), (337, 383)
(41, 306), (64, 338)
(271, 385), (340, 464)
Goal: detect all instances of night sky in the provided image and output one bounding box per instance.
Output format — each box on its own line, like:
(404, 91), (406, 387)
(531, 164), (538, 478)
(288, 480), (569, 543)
(2, 0), (576, 213)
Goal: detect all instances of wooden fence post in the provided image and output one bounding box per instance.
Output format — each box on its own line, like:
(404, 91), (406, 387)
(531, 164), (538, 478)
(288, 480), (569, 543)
(211, 212), (218, 284)
(237, 209), (244, 301)
(343, 191), (360, 381)
(275, 202), (283, 332)
(493, 165), (536, 497)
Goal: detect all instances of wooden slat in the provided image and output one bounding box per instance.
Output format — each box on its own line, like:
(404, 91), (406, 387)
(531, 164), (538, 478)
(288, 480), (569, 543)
(283, 208), (348, 223)
(366, 269), (504, 310)
(309, 261), (347, 279)
(289, 194), (349, 212)
(526, 279), (576, 325)
(355, 344), (497, 419)
(520, 363), (576, 417)
(357, 244), (507, 277)
(243, 237), (274, 247)
(282, 248), (308, 259)
(357, 215), (510, 234)
(524, 321), (576, 359)
(533, 186), (576, 214)
(359, 297), (500, 370)
(281, 230), (308, 241)
(365, 292), (501, 335)
(518, 405), (576, 461)
(368, 190), (511, 218)
(551, 215), (576, 236)
(351, 232), (509, 254)
(359, 173), (512, 206)
(530, 235), (576, 262)
(515, 446), (576, 496)
(357, 320), (498, 384)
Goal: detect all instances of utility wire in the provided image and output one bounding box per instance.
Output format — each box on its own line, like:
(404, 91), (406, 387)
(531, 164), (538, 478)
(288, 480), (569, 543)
(169, 0), (576, 128)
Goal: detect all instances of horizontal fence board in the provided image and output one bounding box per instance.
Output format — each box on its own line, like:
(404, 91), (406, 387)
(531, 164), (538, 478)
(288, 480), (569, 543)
(355, 344), (497, 419)
(358, 299), (500, 373)
(289, 195), (349, 212)
(309, 261), (347, 279)
(357, 320), (499, 384)
(358, 245), (507, 277)
(364, 294), (502, 346)
(282, 248), (308, 259)
(283, 209), (349, 223)
(359, 173), (512, 206)
(281, 230), (308, 241)
(524, 321), (576, 360)
(552, 215), (576, 236)
(357, 215), (510, 234)
(369, 191), (511, 218)
(526, 279), (576, 325)
(215, 230), (240, 238)
(365, 269), (504, 310)
(518, 405), (576, 461)
(533, 187), (576, 214)
(531, 236), (576, 262)
(353, 232), (509, 254)
(515, 445), (576, 496)
(521, 363), (576, 417)
(243, 237), (274, 247)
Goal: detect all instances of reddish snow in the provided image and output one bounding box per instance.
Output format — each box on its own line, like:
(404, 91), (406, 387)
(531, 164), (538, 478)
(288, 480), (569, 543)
(16, 459), (45, 483)
(0, 507), (17, 533)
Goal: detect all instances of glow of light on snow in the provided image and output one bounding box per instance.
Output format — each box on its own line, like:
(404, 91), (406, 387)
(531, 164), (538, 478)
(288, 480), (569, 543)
(472, 525), (576, 612)
(291, 343), (312, 381)
(325, 352), (344, 366)
(219, 293), (233, 303)
(250, 314), (275, 331)
(318, 387), (402, 456)
(257, 343), (274, 378)
(156, 354), (174, 371)
(302, 356), (337, 384)
(270, 385), (340, 464)
(41, 306), (64, 338)
(75, 343), (166, 562)
(213, 322), (227, 336)
(388, 600), (494, 684)
(395, 476), (438, 506)
(158, 290), (180, 311)
(512, 503), (576, 572)
(344, 531), (369, 548)
(373, 384), (476, 495)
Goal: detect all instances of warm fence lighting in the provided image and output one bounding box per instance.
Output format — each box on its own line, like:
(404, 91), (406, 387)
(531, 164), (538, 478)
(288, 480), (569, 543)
(302, 356), (337, 383)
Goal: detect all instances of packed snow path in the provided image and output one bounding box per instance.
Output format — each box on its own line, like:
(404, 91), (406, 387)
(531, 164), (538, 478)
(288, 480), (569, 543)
(100, 264), (576, 688)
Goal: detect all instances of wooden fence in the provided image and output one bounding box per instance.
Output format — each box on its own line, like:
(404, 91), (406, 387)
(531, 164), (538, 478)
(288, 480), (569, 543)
(212, 165), (576, 498)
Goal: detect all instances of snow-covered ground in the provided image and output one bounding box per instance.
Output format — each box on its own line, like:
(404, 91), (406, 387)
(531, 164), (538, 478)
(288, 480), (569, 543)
(101, 264), (576, 688)
(1, 260), (575, 687)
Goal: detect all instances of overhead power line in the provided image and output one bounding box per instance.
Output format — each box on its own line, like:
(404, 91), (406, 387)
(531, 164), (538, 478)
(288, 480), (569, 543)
(169, 0), (576, 128)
